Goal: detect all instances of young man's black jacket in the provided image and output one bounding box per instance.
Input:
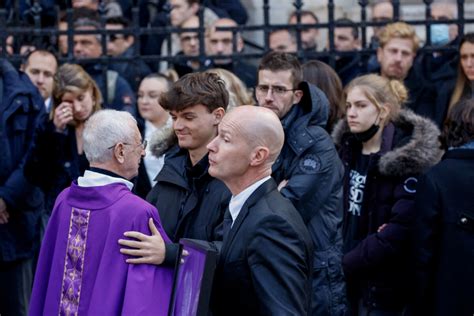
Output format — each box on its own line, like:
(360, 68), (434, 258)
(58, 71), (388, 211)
(146, 147), (231, 265)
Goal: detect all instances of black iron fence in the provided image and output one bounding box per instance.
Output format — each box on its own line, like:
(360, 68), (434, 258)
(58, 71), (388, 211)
(0, 0), (473, 81)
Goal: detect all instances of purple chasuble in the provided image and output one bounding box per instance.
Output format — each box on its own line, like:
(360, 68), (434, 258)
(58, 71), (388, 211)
(29, 182), (173, 316)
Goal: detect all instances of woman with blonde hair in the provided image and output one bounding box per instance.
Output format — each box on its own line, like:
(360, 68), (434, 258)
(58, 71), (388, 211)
(25, 63), (102, 215)
(206, 68), (253, 109)
(332, 74), (442, 315)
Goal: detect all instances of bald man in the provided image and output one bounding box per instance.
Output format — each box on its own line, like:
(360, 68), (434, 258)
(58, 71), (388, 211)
(207, 106), (313, 315)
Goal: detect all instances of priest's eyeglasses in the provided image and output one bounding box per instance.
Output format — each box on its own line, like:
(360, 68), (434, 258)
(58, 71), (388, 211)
(108, 140), (147, 151)
(255, 85), (296, 96)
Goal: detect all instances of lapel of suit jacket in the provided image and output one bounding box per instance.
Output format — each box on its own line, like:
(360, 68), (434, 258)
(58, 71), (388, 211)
(221, 178), (278, 261)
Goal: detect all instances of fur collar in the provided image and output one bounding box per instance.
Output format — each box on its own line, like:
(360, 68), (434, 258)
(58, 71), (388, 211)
(149, 124), (177, 158)
(332, 109), (443, 177)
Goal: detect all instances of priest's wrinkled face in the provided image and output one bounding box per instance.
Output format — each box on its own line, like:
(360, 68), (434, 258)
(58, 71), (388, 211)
(122, 124), (146, 179)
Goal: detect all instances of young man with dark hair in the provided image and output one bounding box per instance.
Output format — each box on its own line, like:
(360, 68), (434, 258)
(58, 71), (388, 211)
(119, 72), (231, 266)
(332, 18), (366, 85)
(256, 51), (346, 315)
(288, 10), (320, 51)
(269, 29), (298, 53)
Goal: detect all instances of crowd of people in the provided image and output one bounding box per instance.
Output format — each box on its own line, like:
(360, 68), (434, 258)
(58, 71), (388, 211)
(0, 0), (473, 315)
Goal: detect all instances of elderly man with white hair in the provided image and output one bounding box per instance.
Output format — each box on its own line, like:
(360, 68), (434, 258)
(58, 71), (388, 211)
(29, 110), (173, 316)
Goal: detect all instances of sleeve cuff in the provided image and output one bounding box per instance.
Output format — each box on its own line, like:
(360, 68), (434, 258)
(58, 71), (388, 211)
(163, 242), (180, 267)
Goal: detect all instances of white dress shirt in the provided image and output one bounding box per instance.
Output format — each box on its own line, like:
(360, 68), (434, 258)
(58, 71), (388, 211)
(228, 176), (271, 226)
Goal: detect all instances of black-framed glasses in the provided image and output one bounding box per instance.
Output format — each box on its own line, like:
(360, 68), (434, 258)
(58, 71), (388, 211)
(255, 84), (297, 96)
(107, 140), (147, 151)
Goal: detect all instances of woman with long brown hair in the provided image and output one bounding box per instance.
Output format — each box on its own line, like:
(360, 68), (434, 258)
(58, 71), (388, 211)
(302, 60), (345, 133)
(436, 33), (474, 128)
(25, 63), (102, 215)
(448, 33), (474, 109)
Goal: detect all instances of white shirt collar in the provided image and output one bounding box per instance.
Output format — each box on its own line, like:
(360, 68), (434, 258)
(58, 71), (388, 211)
(45, 97), (52, 112)
(228, 176), (271, 225)
(77, 170), (134, 191)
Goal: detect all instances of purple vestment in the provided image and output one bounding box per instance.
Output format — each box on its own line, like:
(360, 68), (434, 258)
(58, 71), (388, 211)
(29, 181), (173, 316)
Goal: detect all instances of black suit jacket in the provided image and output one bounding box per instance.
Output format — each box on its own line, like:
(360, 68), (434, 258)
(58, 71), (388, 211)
(212, 179), (313, 315)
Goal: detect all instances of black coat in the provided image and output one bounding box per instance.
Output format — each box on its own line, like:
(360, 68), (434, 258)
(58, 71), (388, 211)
(405, 38), (459, 129)
(332, 109), (442, 311)
(212, 179), (313, 316)
(319, 54), (366, 87)
(335, 55), (367, 86)
(413, 148), (474, 316)
(146, 148), (231, 265)
(83, 64), (136, 114)
(109, 46), (152, 92)
(0, 59), (45, 262)
(205, 60), (257, 88)
(24, 122), (89, 214)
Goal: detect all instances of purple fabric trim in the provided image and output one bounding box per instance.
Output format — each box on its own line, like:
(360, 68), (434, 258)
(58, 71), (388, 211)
(59, 208), (90, 316)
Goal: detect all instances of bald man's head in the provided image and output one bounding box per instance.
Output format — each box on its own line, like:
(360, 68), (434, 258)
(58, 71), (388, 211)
(224, 106), (284, 165)
(207, 105), (284, 191)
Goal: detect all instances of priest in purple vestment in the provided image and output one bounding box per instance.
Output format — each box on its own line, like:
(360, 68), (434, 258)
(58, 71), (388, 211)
(29, 109), (174, 316)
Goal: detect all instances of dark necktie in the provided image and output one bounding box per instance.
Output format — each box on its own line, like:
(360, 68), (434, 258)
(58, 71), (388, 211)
(222, 208), (233, 241)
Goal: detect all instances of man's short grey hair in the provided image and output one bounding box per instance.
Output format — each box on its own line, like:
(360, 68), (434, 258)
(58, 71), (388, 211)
(83, 110), (137, 163)
(74, 17), (102, 43)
